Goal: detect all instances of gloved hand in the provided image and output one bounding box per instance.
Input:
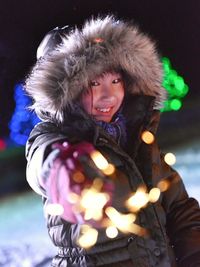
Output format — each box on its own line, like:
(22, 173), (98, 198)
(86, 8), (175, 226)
(43, 141), (114, 225)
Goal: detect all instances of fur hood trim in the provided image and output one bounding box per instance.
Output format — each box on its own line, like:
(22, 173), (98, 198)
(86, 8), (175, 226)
(25, 15), (166, 122)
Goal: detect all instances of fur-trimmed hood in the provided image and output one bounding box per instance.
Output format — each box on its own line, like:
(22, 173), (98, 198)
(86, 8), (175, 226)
(25, 15), (166, 122)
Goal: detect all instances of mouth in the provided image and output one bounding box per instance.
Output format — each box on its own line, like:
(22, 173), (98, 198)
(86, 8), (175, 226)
(95, 107), (113, 113)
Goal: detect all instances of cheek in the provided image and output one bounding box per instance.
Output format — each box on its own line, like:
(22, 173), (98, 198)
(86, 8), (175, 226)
(81, 89), (96, 114)
(81, 94), (91, 113)
(117, 87), (125, 105)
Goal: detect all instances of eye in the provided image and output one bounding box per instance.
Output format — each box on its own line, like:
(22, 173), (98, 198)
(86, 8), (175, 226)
(90, 81), (100, 87)
(112, 78), (122, 84)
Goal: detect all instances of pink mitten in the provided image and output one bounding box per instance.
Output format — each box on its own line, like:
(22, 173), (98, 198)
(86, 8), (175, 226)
(44, 141), (114, 225)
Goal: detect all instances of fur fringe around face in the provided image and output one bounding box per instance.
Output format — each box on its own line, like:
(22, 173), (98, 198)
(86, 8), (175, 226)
(25, 15), (166, 122)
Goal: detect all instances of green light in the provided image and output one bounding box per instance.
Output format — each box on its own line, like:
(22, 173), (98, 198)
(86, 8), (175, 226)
(162, 57), (171, 74)
(174, 76), (184, 91)
(162, 56), (189, 112)
(162, 57), (171, 68)
(182, 84), (189, 95)
(170, 99), (182, 111)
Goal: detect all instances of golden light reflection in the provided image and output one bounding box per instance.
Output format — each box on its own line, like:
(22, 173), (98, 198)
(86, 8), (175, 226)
(141, 130), (155, 144)
(164, 152), (176, 165)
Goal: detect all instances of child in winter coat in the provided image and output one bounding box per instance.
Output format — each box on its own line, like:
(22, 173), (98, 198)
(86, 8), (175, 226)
(25, 15), (200, 267)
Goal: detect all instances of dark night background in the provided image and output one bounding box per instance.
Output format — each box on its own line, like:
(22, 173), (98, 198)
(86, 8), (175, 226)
(0, 0), (200, 138)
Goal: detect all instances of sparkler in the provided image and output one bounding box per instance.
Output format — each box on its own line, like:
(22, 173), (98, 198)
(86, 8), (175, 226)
(45, 143), (177, 248)
(126, 186), (149, 212)
(90, 150), (115, 175)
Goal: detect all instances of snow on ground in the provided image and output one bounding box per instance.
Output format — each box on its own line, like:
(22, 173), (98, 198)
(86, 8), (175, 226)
(0, 140), (200, 266)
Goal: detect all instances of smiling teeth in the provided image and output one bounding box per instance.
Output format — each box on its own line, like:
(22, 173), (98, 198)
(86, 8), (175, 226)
(97, 108), (111, 112)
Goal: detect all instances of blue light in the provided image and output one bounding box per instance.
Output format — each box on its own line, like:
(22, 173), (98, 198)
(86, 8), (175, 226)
(9, 83), (40, 146)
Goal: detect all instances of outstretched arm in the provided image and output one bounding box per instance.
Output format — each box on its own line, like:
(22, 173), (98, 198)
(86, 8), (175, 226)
(26, 134), (114, 226)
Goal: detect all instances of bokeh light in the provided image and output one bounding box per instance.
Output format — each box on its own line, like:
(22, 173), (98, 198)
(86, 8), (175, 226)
(162, 57), (189, 112)
(157, 180), (170, 192)
(105, 206), (137, 233)
(170, 99), (182, 111)
(79, 179), (110, 221)
(90, 151), (109, 170)
(102, 163), (115, 176)
(68, 192), (80, 204)
(126, 186), (149, 212)
(106, 226), (118, 238)
(9, 83), (40, 146)
(148, 187), (161, 203)
(78, 225), (98, 249)
(141, 131), (155, 144)
(164, 152), (176, 165)
(72, 171), (85, 183)
(0, 139), (6, 150)
(45, 203), (64, 216)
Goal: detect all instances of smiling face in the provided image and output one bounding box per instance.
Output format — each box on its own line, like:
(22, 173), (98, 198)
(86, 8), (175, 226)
(81, 72), (125, 122)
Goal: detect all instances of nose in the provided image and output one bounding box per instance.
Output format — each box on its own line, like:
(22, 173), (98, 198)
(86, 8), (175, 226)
(100, 83), (115, 103)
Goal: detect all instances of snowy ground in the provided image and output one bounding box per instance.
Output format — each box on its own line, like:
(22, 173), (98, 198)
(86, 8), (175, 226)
(1, 140), (200, 266)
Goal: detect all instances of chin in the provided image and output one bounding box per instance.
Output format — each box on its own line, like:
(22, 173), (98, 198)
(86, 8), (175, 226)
(94, 116), (112, 123)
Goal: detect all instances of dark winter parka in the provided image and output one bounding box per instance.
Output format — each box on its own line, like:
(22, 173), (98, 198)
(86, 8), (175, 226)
(25, 16), (200, 267)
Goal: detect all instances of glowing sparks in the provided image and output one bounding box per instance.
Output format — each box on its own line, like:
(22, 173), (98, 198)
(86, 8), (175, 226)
(90, 151), (109, 170)
(148, 187), (161, 203)
(164, 152), (176, 165)
(106, 226), (119, 238)
(126, 186), (149, 212)
(81, 192), (109, 220)
(45, 203), (64, 216)
(105, 206), (136, 233)
(90, 150), (115, 175)
(141, 131), (155, 144)
(103, 163), (115, 175)
(79, 179), (110, 221)
(78, 225), (98, 249)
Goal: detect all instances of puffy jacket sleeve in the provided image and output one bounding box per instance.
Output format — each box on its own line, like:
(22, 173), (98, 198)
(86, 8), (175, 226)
(25, 122), (68, 196)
